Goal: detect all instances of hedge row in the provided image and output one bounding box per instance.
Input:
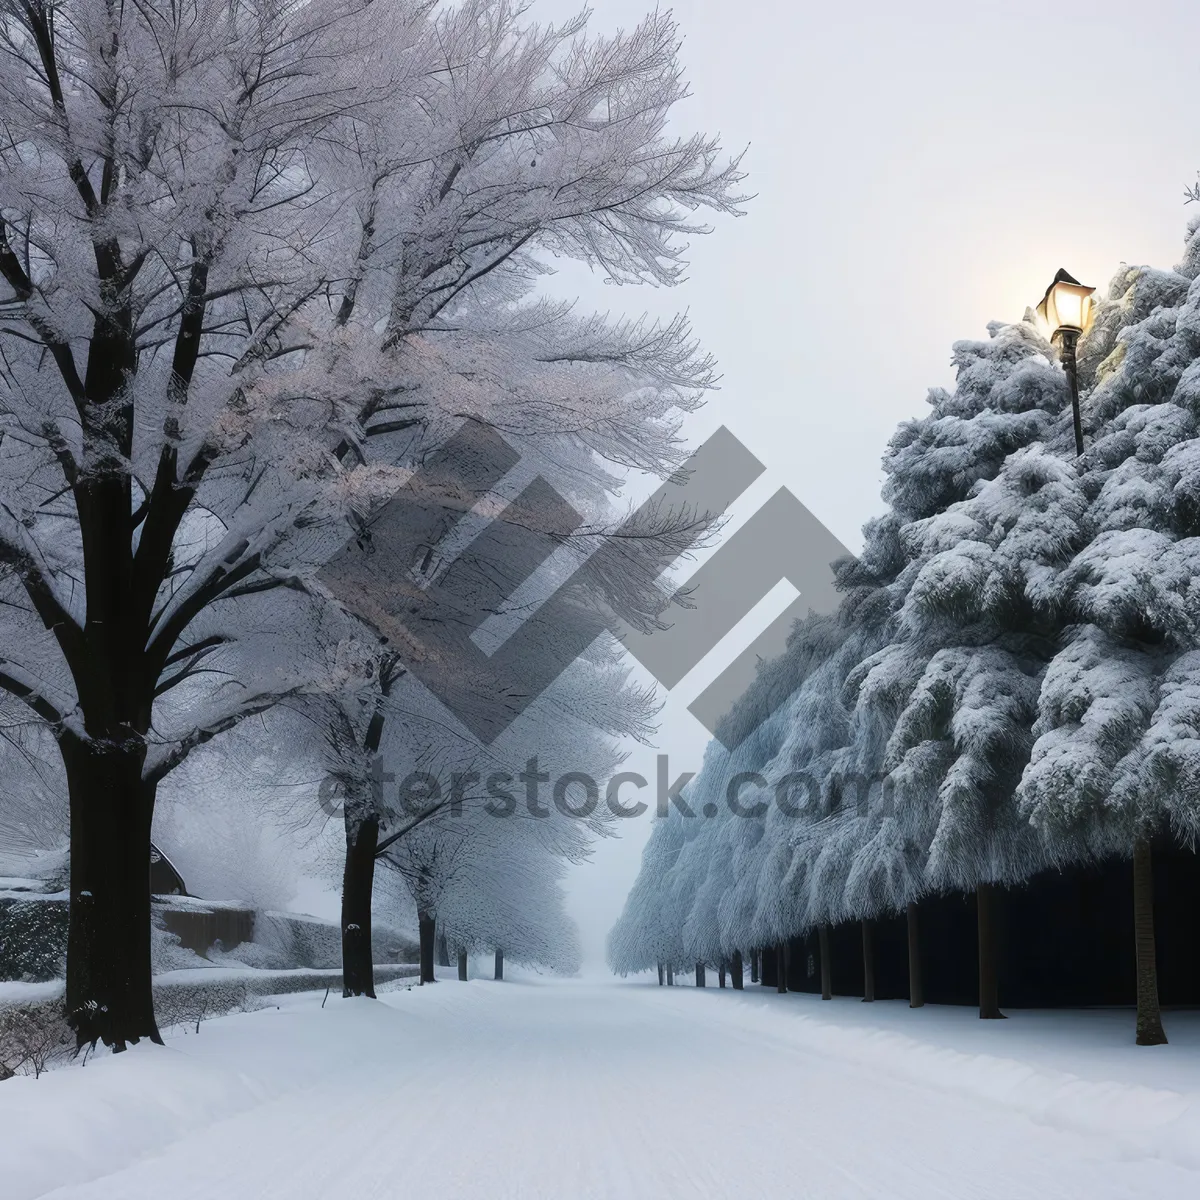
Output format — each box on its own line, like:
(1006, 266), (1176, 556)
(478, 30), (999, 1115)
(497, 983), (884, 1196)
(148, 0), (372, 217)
(0, 895), (419, 982)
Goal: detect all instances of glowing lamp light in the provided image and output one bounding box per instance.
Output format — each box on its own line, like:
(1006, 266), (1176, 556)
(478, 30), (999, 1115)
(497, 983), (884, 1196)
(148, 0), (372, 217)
(1036, 268), (1095, 338)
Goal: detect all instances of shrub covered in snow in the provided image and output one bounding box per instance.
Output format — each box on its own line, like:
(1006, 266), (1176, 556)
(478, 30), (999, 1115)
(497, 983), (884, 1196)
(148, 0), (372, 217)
(0, 998), (72, 1079)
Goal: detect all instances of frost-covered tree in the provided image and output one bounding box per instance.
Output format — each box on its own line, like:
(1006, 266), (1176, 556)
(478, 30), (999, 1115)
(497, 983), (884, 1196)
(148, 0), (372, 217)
(0, 0), (742, 1047)
(608, 807), (693, 978)
(438, 835), (583, 978)
(316, 649), (407, 997)
(319, 363), (714, 997)
(769, 319), (1071, 1014)
(385, 646), (647, 982)
(870, 240), (1200, 1037)
(0, 0), (397, 1048)
(1014, 235), (1200, 1043)
(640, 320), (1069, 1009)
(250, 0), (741, 998)
(614, 226), (1200, 1041)
(611, 285), (1117, 1017)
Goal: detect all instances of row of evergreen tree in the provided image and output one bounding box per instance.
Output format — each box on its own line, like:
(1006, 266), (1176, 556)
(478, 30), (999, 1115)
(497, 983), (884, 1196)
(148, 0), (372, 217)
(610, 222), (1200, 1044)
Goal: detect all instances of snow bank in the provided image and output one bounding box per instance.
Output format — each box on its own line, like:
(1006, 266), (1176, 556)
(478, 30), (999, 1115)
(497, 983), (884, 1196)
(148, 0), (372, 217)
(0, 980), (61, 1006)
(0, 988), (418, 1200)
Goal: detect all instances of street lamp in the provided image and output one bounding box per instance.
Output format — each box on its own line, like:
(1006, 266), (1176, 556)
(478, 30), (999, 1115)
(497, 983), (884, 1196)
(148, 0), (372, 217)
(1037, 268), (1095, 456)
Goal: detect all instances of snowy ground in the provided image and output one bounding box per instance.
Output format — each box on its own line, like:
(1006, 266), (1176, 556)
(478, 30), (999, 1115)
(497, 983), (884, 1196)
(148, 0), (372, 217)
(3, 975), (1199, 1199)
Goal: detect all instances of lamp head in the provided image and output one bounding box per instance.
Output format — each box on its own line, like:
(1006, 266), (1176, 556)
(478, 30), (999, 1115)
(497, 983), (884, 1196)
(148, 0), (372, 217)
(1037, 268), (1095, 339)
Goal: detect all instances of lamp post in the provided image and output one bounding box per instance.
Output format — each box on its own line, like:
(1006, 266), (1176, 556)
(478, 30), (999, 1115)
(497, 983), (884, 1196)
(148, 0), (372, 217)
(1037, 268), (1096, 456)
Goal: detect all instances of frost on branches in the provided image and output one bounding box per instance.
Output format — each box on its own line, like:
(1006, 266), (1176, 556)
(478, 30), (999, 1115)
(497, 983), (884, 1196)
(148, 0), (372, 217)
(0, 0), (743, 1046)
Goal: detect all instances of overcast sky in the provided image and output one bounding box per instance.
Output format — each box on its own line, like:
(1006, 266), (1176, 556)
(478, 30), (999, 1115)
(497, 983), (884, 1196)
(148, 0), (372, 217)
(546, 0), (1200, 967)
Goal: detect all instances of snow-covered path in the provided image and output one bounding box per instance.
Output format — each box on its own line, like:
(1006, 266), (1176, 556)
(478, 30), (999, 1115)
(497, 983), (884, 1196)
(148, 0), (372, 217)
(6, 978), (1200, 1199)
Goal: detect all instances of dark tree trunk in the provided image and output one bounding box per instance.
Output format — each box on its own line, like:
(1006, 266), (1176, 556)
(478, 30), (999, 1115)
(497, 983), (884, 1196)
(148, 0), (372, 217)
(418, 912), (436, 984)
(818, 925), (832, 1000)
(339, 694), (392, 1001)
(341, 813), (379, 998)
(731, 950), (744, 990)
(494, 947), (504, 980)
(976, 882), (1004, 1019)
(667, 965), (674, 985)
(861, 919), (875, 1002)
(776, 942), (787, 994)
(458, 950), (468, 981)
(750, 949), (759, 984)
(907, 901), (924, 1009)
(51, 233), (155, 1054)
(436, 931), (451, 968)
(657, 963), (664, 986)
(718, 963), (726, 988)
(1133, 837), (1168, 1045)
(695, 962), (706, 987)
(63, 737), (162, 1051)
(760, 946), (776, 987)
